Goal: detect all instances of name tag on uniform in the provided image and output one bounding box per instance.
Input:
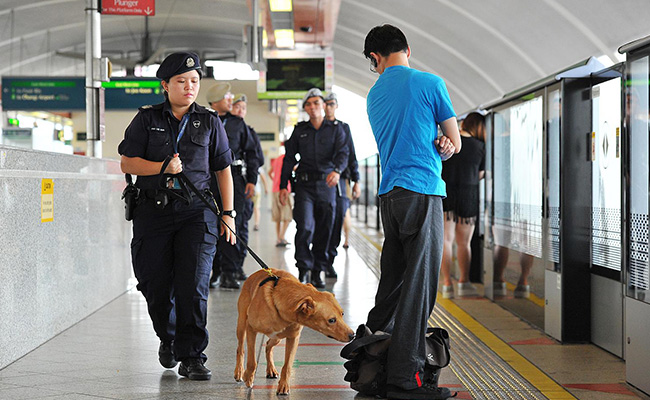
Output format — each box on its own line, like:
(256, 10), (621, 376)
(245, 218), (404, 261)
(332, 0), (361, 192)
(300, 133), (308, 138)
(151, 127), (165, 132)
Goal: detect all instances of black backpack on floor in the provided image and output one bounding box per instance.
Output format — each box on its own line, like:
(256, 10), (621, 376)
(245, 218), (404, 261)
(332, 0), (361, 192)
(341, 324), (451, 397)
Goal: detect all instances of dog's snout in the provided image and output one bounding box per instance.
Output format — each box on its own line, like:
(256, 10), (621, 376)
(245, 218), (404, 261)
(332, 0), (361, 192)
(348, 332), (355, 341)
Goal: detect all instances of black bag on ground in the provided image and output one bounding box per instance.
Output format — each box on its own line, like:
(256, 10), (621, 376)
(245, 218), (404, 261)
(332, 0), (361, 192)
(341, 324), (451, 397)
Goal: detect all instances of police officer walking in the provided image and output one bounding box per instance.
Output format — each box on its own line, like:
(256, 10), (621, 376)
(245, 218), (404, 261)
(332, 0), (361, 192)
(279, 88), (349, 288)
(323, 92), (361, 278)
(207, 83), (261, 290)
(118, 52), (235, 380)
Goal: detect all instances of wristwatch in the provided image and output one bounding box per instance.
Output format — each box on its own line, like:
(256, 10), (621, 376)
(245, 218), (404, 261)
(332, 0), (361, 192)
(223, 210), (237, 218)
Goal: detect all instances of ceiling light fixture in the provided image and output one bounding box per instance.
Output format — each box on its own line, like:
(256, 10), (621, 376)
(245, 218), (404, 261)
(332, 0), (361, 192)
(269, 0), (292, 12)
(274, 29), (295, 48)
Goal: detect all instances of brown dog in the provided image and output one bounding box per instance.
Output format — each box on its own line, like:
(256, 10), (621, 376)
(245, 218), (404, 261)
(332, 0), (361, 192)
(234, 268), (355, 395)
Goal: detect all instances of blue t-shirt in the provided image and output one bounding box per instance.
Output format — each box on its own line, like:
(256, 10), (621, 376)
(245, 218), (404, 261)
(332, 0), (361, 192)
(367, 65), (456, 196)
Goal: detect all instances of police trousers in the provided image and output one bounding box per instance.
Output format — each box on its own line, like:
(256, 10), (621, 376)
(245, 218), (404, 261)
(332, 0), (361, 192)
(293, 180), (337, 272)
(365, 187), (444, 390)
(215, 174), (250, 274)
(130, 196), (218, 361)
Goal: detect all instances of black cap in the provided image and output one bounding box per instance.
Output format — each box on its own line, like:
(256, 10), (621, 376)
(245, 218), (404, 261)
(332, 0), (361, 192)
(156, 52), (203, 81)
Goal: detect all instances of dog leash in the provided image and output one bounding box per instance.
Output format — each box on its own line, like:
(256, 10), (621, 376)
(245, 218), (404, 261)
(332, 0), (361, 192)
(158, 157), (278, 281)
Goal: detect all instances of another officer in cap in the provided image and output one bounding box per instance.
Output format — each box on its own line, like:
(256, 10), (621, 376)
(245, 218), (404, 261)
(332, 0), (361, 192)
(323, 92), (361, 278)
(279, 88), (349, 288)
(207, 83), (261, 290)
(118, 52), (235, 380)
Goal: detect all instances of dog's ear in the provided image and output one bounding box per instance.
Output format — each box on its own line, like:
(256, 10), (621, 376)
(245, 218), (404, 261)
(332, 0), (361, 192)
(297, 296), (315, 316)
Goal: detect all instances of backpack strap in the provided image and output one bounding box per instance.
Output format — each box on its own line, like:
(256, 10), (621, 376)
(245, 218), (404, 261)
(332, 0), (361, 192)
(340, 333), (391, 360)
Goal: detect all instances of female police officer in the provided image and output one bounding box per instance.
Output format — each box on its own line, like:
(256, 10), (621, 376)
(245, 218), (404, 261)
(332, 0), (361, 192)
(118, 52), (235, 380)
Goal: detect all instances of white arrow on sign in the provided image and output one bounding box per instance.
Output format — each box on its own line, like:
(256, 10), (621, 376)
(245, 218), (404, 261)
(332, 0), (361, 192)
(144, 6), (153, 15)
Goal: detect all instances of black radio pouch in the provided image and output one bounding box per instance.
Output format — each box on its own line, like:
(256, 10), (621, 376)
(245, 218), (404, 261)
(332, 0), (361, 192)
(121, 174), (139, 221)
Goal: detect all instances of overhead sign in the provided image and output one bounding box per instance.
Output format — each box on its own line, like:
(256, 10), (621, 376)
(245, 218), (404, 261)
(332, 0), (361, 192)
(2, 78), (85, 111)
(101, 0), (155, 16)
(2, 77), (164, 111)
(103, 79), (164, 109)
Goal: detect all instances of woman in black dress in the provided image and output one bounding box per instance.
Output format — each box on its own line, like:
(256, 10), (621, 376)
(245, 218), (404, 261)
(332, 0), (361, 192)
(440, 112), (486, 298)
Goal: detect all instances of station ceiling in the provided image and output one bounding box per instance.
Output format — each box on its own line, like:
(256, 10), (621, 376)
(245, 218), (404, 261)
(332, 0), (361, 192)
(1, 0), (650, 113)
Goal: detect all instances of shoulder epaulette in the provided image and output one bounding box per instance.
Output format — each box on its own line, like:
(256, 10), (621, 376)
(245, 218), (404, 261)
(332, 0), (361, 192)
(296, 121), (309, 127)
(139, 103), (164, 111)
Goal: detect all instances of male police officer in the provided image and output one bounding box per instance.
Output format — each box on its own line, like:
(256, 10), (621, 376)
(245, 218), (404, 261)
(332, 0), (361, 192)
(279, 88), (349, 288)
(207, 83), (260, 290)
(323, 92), (361, 278)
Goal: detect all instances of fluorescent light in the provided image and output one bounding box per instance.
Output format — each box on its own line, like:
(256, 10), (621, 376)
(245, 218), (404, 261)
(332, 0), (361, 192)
(274, 29), (294, 48)
(204, 60), (259, 80)
(269, 0), (292, 12)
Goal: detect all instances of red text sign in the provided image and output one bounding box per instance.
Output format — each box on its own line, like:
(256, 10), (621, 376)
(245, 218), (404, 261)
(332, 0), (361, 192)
(101, 0), (155, 16)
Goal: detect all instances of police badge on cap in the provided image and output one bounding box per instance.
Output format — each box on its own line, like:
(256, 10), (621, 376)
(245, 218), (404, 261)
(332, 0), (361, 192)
(156, 52), (203, 81)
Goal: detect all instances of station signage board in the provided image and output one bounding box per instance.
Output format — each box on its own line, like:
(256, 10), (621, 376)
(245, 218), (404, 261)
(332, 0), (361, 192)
(1, 77), (164, 111)
(101, 0), (155, 16)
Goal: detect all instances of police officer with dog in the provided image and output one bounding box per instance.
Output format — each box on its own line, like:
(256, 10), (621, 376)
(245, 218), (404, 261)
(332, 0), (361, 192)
(323, 92), (361, 278)
(207, 83), (261, 290)
(279, 88), (349, 288)
(118, 52), (235, 380)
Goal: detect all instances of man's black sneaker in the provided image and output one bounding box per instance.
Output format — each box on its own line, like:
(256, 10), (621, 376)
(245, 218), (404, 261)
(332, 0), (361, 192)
(298, 268), (311, 284)
(220, 272), (240, 290)
(325, 265), (338, 279)
(386, 383), (453, 399)
(158, 341), (177, 369)
(178, 358), (212, 380)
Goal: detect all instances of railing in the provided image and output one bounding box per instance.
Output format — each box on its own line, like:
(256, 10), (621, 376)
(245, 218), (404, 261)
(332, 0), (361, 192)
(351, 153), (381, 230)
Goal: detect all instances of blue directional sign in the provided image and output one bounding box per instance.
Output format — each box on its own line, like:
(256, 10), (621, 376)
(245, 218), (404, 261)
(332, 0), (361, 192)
(2, 77), (85, 110)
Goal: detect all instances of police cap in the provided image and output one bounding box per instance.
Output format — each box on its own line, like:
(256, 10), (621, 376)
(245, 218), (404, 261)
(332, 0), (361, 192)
(207, 82), (232, 103)
(302, 88), (324, 108)
(233, 93), (247, 105)
(156, 52), (203, 81)
(324, 92), (338, 104)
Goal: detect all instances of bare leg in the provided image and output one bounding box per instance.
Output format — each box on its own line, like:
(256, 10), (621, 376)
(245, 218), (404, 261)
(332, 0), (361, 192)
(265, 337), (281, 379)
(441, 218), (456, 287)
(279, 220), (290, 243)
(275, 220), (282, 243)
(342, 208), (351, 247)
(518, 253), (534, 286)
(254, 204), (260, 229)
(455, 221), (476, 283)
(493, 245), (509, 283)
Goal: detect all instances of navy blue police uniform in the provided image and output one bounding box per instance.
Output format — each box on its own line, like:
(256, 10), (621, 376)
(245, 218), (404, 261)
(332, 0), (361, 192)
(211, 112), (260, 287)
(280, 118), (349, 286)
(325, 120), (360, 277)
(240, 125), (265, 265)
(118, 100), (232, 363)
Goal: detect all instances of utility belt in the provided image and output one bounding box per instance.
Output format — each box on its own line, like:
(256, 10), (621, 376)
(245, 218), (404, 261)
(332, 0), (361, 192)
(140, 188), (212, 209)
(231, 159), (247, 177)
(294, 172), (327, 183)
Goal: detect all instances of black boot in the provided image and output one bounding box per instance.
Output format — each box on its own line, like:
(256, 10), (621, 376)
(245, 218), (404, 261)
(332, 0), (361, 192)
(311, 271), (326, 289)
(209, 272), (221, 288)
(158, 341), (177, 369)
(178, 358), (212, 380)
(298, 268), (311, 284)
(234, 268), (248, 281)
(325, 265), (338, 279)
(220, 272), (240, 289)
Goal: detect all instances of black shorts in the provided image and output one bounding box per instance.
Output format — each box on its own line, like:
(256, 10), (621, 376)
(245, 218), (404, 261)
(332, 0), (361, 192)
(442, 184), (479, 223)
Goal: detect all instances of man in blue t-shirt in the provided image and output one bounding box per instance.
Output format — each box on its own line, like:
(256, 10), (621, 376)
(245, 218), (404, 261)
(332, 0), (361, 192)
(362, 24), (461, 400)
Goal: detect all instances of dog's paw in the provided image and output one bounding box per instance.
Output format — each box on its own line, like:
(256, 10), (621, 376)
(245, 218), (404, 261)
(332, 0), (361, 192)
(266, 366), (279, 379)
(243, 371), (255, 388)
(276, 380), (290, 395)
(234, 367), (244, 382)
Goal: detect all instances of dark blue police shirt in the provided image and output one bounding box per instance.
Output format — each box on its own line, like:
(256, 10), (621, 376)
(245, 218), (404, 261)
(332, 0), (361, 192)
(118, 101), (233, 191)
(220, 112), (260, 185)
(248, 125), (265, 168)
(279, 118), (349, 190)
(338, 120), (360, 182)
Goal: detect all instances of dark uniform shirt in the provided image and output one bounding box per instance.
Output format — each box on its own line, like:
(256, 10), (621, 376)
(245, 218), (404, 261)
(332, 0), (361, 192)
(220, 112), (260, 185)
(248, 125), (265, 168)
(118, 101), (232, 191)
(338, 120), (360, 182)
(280, 119), (349, 189)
